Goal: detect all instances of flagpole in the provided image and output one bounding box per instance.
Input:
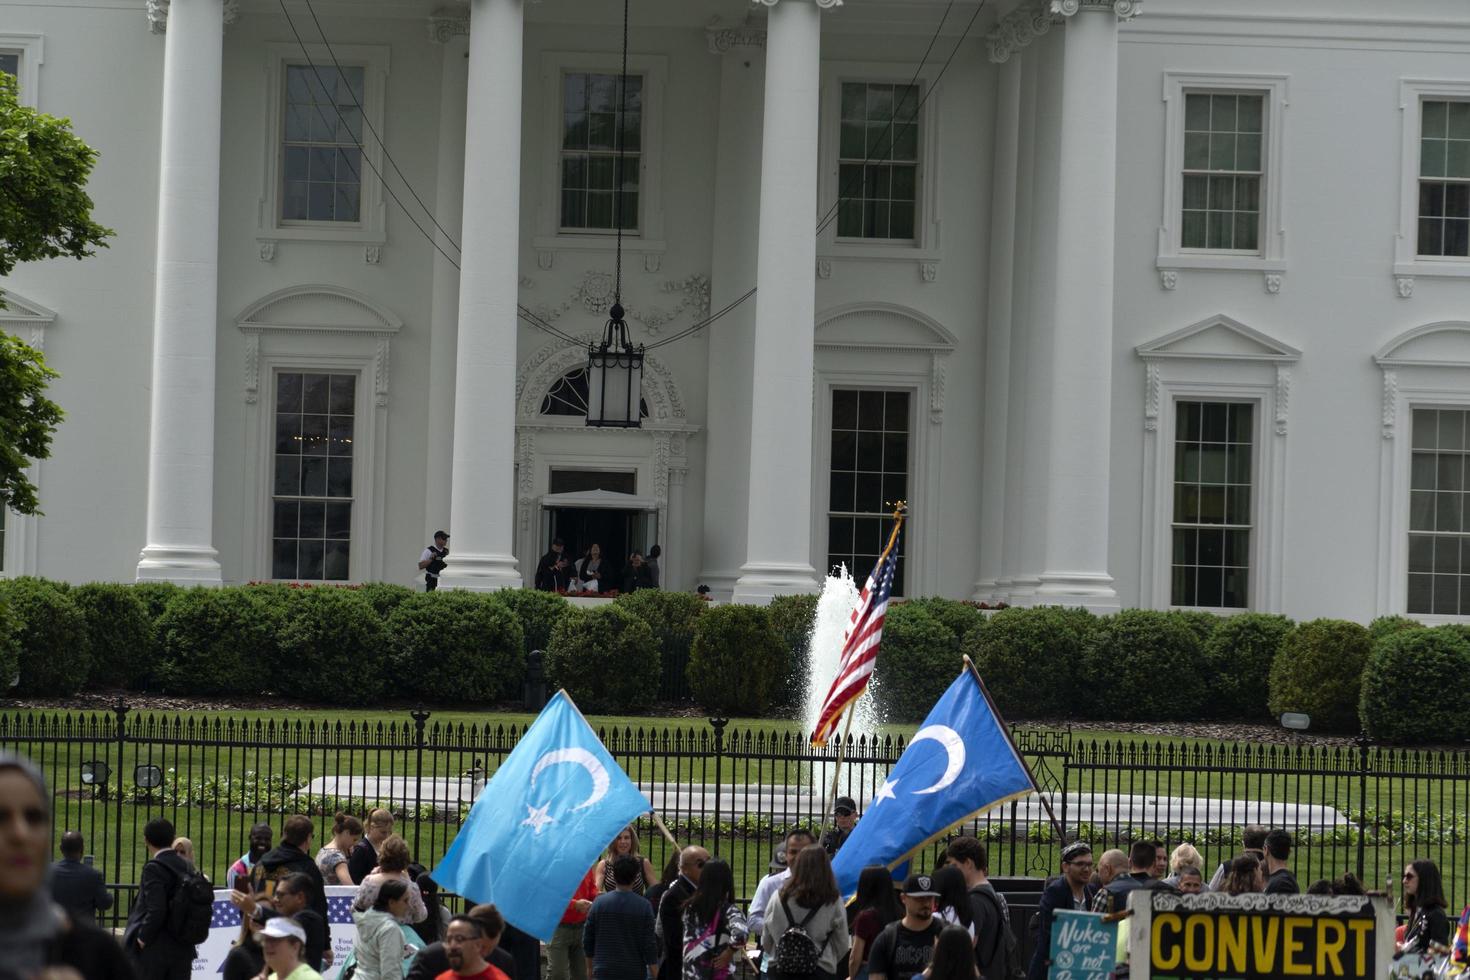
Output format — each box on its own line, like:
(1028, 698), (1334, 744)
(962, 654), (1066, 844)
(652, 812), (680, 849)
(824, 701), (857, 813)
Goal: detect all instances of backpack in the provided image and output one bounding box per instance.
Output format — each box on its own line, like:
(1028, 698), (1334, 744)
(973, 885), (1024, 980)
(772, 897), (827, 977)
(165, 862), (214, 945)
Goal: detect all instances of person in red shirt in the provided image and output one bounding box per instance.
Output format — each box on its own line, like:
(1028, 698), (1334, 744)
(547, 865), (599, 980)
(439, 915), (510, 980)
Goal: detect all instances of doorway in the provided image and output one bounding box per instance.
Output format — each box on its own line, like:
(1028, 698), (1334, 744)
(540, 490), (658, 588)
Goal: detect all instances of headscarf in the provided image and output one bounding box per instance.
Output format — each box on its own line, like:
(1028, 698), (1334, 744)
(0, 752), (64, 980)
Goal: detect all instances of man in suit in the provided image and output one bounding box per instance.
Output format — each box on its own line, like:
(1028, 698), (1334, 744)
(123, 817), (197, 980)
(51, 830), (113, 926)
(1026, 842), (1098, 980)
(657, 845), (709, 974)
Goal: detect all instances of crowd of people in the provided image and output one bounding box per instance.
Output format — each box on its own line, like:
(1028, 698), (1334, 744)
(1, 754), (1461, 980)
(532, 538), (660, 594)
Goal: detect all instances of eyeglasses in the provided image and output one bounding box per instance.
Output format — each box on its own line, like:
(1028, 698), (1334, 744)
(1067, 860), (1094, 870)
(1404, 872), (1417, 880)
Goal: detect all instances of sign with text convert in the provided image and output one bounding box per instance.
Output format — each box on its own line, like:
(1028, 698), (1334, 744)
(1048, 910), (1118, 980)
(1127, 891), (1395, 980)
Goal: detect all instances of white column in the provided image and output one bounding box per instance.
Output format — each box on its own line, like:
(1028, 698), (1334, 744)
(973, 47), (1023, 601)
(136, 0), (227, 584)
(438, 0), (524, 591)
(425, 22), (469, 538)
(699, 21), (766, 599)
(1035, 0), (1133, 610)
(731, 0), (830, 605)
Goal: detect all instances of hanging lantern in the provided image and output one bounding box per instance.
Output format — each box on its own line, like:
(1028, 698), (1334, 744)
(586, 302), (644, 428)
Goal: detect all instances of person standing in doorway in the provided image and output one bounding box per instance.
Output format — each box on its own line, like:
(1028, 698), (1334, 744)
(645, 545), (662, 588)
(420, 531), (450, 591)
(622, 552), (653, 593)
(576, 543), (606, 593)
(536, 538), (573, 592)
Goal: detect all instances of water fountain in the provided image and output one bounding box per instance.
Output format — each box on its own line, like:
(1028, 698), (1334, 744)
(801, 566), (883, 807)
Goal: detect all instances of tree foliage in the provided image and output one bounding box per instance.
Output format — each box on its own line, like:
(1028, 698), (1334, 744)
(0, 334), (60, 514)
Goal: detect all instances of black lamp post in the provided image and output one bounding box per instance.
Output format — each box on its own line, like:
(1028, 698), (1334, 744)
(586, 302), (644, 428)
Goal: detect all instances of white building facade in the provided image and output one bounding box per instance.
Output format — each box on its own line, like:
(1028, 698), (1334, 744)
(4, 0), (1470, 621)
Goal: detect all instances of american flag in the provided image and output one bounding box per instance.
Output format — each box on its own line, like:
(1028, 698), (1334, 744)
(810, 513), (904, 747)
(210, 899), (240, 929)
(326, 895), (355, 925)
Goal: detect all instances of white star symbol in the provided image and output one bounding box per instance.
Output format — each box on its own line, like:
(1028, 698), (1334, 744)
(522, 801), (556, 834)
(873, 779), (899, 805)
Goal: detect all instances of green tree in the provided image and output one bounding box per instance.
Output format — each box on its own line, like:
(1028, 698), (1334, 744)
(0, 72), (113, 514)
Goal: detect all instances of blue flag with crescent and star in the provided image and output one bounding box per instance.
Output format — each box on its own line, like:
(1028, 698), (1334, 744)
(831, 669), (1036, 898)
(431, 690), (652, 941)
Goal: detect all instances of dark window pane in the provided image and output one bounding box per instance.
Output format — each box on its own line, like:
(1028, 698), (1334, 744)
(1201, 402), (1229, 442)
(883, 434), (909, 473)
(830, 472), (855, 512)
(299, 501), (326, 539)
(326, 457), (353, 497)
(329, 374), (356, 414)
(1413, 410), (1438, 450)
(886, 391), (911, 432)
(1437, 491), (1462, 532)
(1221, 567), (1249, 608)
(1172, 566), (1195, 607)
(274, 456), (301, 496)
(1174, 485), (1199, 524)
(276, 414), (301, 455)
(855, 473), (883, 513)
(1223, 529), (1249, 567)
(858, 391), (884, 430)
(1411, 490), (1435, 531)
(882, 475), (907, 510)
(1198, 487), (1226, 524)
(1420, 217), (1444, 256)
(856, 432), (883, 471)
(277, 373), (302, 412)
(1196, 567), (1223, 607)
(272, 500), (299, 539)
(300, 456), (328, 497)
(833, 390), (858, 429)
(325, 502), (352, 539)
(329, 416), (354, 457)
(1409, 534), (1434, 573)
(1435, 573), (1460, 615)
(324, 541), (350, 580)
(272, 540), (297, 580)
(1175, 528), (1197, 566)
(301, 414), (328, 454)
(298, 540), (325, 581)
(1408, 573), (1433, 614)
(303, 374), (330, 414)
(829, 517), (853, 555)
(831, 430), (857, 471)
(1198, 528), (1224, 565)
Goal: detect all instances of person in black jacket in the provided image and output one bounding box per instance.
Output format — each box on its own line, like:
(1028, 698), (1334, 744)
(657, 845), (708, 973)
(349, 809), (396, 884)
(407, 902), (517, 980)
(251, 815), (331, 947)
(622, 552), (654, 593)
(1027, 842), (1098, 980)
(123, 817), (197, 980)
(535, 538), (574, 591)
(1401, 859), (1451, 953)
(51, 829), (113, 926)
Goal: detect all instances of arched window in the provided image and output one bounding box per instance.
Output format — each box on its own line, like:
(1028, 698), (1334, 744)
(540, 367), (649, 419)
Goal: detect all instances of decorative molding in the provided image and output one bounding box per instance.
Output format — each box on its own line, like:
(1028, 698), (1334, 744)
(1274, 366), (1290, 436)
(1264, 272), (1283, 294)
(514, 336), (688, 423)
(928, 351), (948, 424)
(243, 333), (260, 403)
(644, 252), (662, 273)
(816, 258), (833, 280)
(516, 431), (536, 531)
(987, 1), (1054, 64)
(427, 5), (469, 43)
(0, 291), (58, 350)
(364, 246), (381, 266)
(1136, 313), (1301, 363)
(1381, 369), (1397, 439)
(1160, 270), (1177, 291)
(653, 431), (672, 505)
(537, 249), (554, 271)
(1144, 363), (1160, 430)
(706, 17), (766, 54)
(374, 338), (391, 406)
(1396, 275), (1414, 298)
(919, 261), (938, 283)
(518, 275), (535, 289)
(530, 270), (709, 337)
(148, 0), (239, 34)
(258, 240), (277, 263)
(235, 285), (402, 404)
(1050, 0), (1140, 19)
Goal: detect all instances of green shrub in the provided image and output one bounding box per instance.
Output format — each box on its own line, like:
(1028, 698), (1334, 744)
(615, 590), (706, 701)
(1084, 610), (1205, 721)
(1369, 615), (1424, 642)
(279, 588), (390, 704)
(901, 598), (985, 649)
(767, 594), (819, 718)
(546, 605), (659, 713)
(1167, 610), (1221, 648)
(687, 604), (786, 717)
(1359, 627), (1470, 743)
(1200, 613), (1293, 721)
(130, 582), (182, 623)
(387, 592), (525, 704)
(1268, 619), (1372, 734)
(966, 606), (1096, 719)
(155, 587), (284, 695)
(490, 588), (571, 655)
(870, 604), (961, 723)
(0, 597), (18, 691)
(70, 583), (153, 689)
(0, 577), (90, 695)
(355, 582), (416, 620)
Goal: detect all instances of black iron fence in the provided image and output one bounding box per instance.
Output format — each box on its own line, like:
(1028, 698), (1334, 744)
(4, 703), (1467, 935)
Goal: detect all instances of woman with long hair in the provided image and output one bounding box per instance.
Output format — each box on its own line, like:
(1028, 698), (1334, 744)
(354, 834), (429, 923)
(923, 925), (979, 980)
(349, 808), (396, 884)
(222, 898), (274, 980)
(761, 845), (851, 980)
(317, 812), (363, 886)
(931, 866), (974, 939)
(645, 852), (683, 914)
(680, 858), (748, 980)
(594, 825), (658, 894)
(1400, 859), (1450, 953)
(352, 878), (415, 980)
(577, 543), (605, 592)
(1222, 854), (1263, 896)
(847, 866), (902, 980)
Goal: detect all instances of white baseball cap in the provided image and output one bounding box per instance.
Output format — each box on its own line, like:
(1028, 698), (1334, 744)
(260, 917), (306, 943)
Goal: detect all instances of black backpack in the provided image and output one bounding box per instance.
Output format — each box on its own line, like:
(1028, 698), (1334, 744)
(974, 885), (1023, 980)
(772, 897), (827, 977)
(166, 862), (214, 945)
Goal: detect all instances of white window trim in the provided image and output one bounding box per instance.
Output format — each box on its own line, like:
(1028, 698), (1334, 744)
(1157, 72), (1289, 278)
(534, 51), (667, 262)
(0, 290), (54, 578)
(818, 61), (943, 265)
(1374, 321), (1470, 619)
(257, 43), (390, 246)
(236, 286), (400, 583)
(1394, 79), (1470, 280)
(0, 33), (43, 108)
(1136, 315), (1298, 613)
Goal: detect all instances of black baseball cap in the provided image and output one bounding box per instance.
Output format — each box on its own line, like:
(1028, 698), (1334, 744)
(434, 530), (449, 540)
(903, 873), (940, 897)
(833, 796), (857, 816)
(769, 846), (788, 871)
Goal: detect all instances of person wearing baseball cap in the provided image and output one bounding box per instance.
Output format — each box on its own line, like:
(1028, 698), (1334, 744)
(420, 531), (450, 591)
(865, 873), (945, 980)
(820, 797), (859, 857)
(259, 915), (323, 980)
(1026, 842), (1097, 980)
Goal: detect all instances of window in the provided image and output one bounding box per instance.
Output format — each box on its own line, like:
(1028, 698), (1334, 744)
(1181, 93), (1262, 252)
(281, 65), (364, 224)
(0, 53), (16, 78)
(540, 367), (648, 419)
(1406, 408), (1470, 615)
(827, 389), (909, 593)
(272, 372), (355, 580)
(1171, 401), (1253, 608)
(560, 72), (641, 232)
(836, 82), (920, 241)
(1417, 101), (1470, 258)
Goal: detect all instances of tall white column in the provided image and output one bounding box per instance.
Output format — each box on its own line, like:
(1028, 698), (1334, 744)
(136, 0), (228, 584)
(425, 22), (469, 538)
(699, 21), (766, 599)
(1035, 0), (1135, 610)
(438, 0), (524, 591)
(731, 0), (831, 605)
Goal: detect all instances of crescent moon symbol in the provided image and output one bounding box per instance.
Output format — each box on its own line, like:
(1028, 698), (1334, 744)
(909, 725), (964, 795)
(530, 747), (610, 810)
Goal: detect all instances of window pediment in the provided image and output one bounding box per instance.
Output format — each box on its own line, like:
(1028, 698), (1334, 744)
(815, 303), (957, 352)
(1136, 314), (1300, 363)
(1375, 321), (1470, 368)
(237, 285), (402, 335)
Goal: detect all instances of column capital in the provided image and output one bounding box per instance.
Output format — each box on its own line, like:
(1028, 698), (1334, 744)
(428, 5), (470, 43)
(706, 17), (766, 54)
(147, 0), (239, 35)
(1049, 0), (1141, 20)
(986, 1), (1053, 63)
(751, 0), (843, 9)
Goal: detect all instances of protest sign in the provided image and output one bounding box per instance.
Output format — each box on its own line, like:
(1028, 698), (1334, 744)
(1048, 909), (1118, 980)
(193, 885), (359, 978)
